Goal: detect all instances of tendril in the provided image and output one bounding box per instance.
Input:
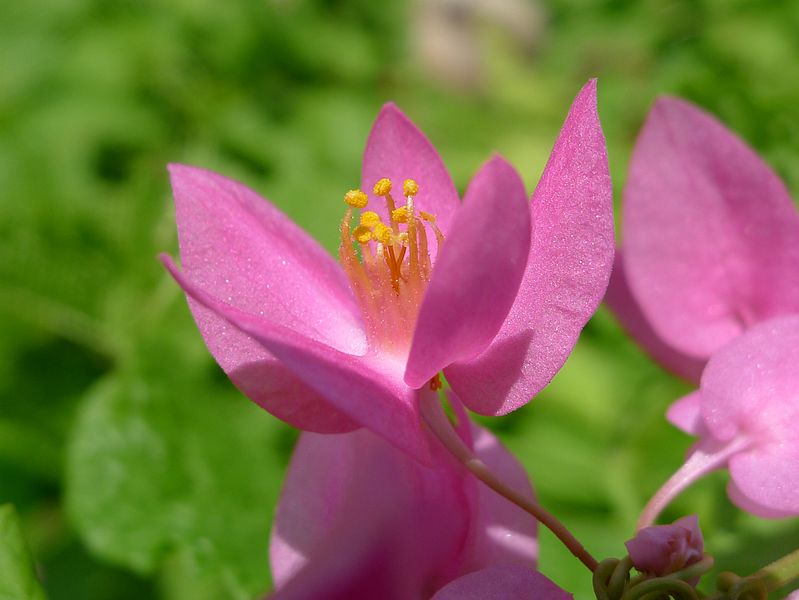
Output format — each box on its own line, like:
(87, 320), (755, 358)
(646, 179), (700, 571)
(593, 554), (717, 600)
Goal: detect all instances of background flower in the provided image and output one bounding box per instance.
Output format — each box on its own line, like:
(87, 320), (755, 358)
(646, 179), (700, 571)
(609, 96), (799, 376)
(608, 96), (799, 526)
(270, 394), (537, 599)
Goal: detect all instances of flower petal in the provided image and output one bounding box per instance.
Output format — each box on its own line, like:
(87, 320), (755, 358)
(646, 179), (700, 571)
(699, 315), (799, 516)
(445, 80), (614, 414)
(623, 97), (799, 358)
(169, 164), (365, 432)
(270, 428), (469, 593)
(431, 566), (572, 600)
(270, 509), (414, 600)
(361, 103), (460, 245)
(700, 315), (799, 443)
(404, 155), (531, 388)
(606, 254), (705, 383)
(726, 479), (796, 519)
(728, 442), (799, 517)
(666, 391), (705, 436)
(162, 255), (431, 462)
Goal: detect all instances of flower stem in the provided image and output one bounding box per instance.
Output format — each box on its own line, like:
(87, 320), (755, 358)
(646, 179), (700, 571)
(420, 394), (599, 572)
(636, 436), (750, 530)
(751, 547), (799, 592)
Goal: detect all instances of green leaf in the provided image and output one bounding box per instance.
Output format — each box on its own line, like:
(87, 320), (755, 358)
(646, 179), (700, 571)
(0, 504), (48, 600)
(66, 336), (293, 599)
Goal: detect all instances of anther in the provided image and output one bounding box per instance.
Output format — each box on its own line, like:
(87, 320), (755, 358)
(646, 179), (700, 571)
(373, 222), (394, 245)
(373, 178), (393, 196)
(344, 189), (369, 208)
(352, 225), (373, 244)
(403, 179), (419, 197)
(391, 206), (409, 223)
(360, 211), (381, 228)
(419, 211), (436, 223)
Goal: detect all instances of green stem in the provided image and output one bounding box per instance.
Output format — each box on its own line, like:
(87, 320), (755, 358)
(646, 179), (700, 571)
(751, 547), (799, 592)
(624, 577), (697, 600)
(669, 555), (715, 582)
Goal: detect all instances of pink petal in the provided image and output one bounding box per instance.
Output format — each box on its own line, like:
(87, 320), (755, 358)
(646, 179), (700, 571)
(270, 428), (470, 593)
(464, 417), (538, 569)
(700, 315), (799, 443)
(727, 473), (797, 519)
(361, 103), (460, 246)
(163, 256), (431, 462)
(728, 442), (799, 517)
(445, 80), (615, 415)
(605, 253), (705, 382)
(623, 97), (799, 358)
(169, 164), (364, 432)
(699, 315), (799, 515)
(405, 156), (531, 388)
(269, 512), (414, 600)
(666, 392), (705, 436)
(431, 566), (572, 600)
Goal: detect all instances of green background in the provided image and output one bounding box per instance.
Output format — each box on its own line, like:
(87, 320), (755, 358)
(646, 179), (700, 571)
(2, 0), (798, 598)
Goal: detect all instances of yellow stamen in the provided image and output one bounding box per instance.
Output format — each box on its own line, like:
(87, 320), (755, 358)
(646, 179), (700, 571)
(391, 206), (409, 223)
(344, 189), (369, 208)
(373, 222), (394, 246)
(386, 245), (401, 293)
(403, 179), (419, 197)
(337, 176), (445, 356)
(417, 219), (431, 278)
(339, 208), (372, 296)
(352, 224), (373, 244)
(359, 211), (381, 228)
(373, 178), (392, 196)
(406, 196), (419, 278)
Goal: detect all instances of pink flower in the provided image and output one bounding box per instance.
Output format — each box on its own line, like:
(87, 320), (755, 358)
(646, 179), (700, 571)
(669, 316), (799, 518)
(609, 96), (799, 379)
(625, 515), (703, 577)
(608, 97), (799, 524)
(162, 81), (613, 461)
(269, 392), (547, 600)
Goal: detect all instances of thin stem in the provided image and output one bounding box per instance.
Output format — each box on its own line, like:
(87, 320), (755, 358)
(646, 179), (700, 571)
(420, 394), (599, 572)
(669, 554), (715, 582)
(636, 436), (750, 530)
(751, 546), (799, 592)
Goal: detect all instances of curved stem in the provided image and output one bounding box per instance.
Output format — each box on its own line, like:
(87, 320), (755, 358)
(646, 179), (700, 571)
(624, 578), (697, 600)
(420, 393), (599, 572)
(636, 436), (751, 530)
(669, 554), (715, 582)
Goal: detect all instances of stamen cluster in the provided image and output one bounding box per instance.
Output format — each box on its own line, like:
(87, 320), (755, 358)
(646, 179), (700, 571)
(339, 177), (444, 358)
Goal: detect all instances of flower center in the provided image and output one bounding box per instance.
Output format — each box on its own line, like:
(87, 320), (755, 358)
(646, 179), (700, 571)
(339, 178), (444, 360)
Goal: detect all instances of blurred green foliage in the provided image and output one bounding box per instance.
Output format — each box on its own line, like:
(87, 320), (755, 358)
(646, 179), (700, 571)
(1, 0), (798, 598)
(0, 504), (48, 599)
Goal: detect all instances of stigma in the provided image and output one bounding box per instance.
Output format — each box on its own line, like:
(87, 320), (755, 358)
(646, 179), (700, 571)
(339, 177), (444, 358)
